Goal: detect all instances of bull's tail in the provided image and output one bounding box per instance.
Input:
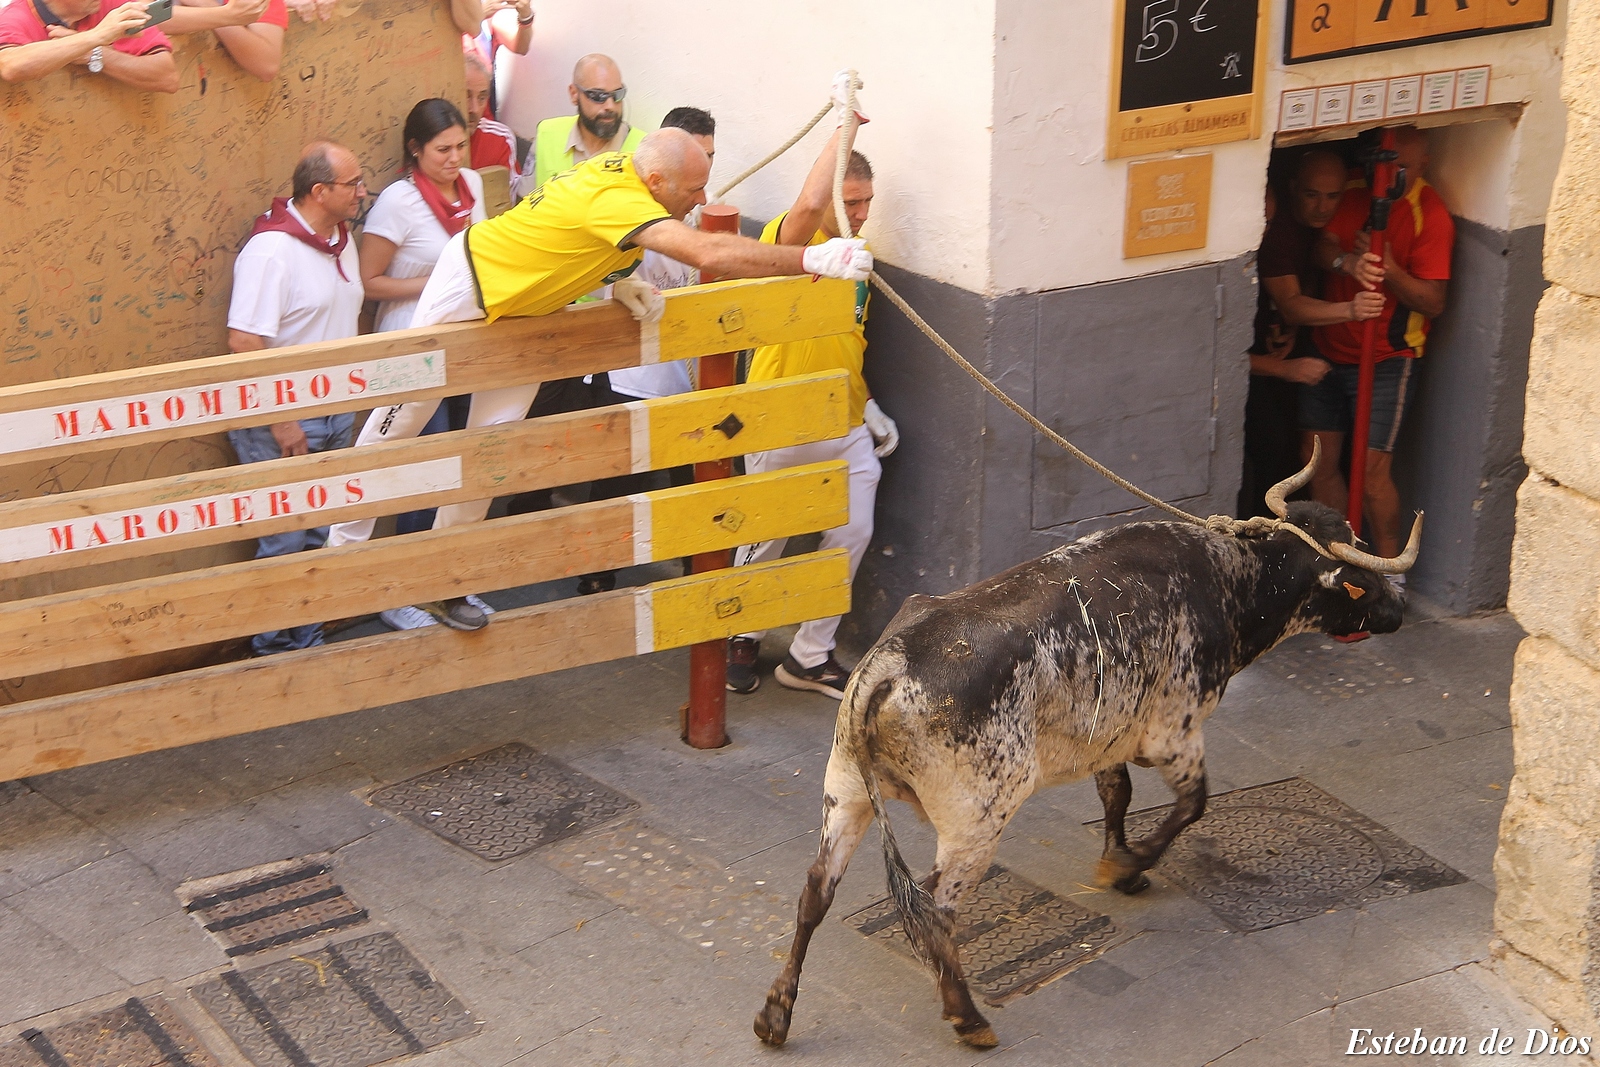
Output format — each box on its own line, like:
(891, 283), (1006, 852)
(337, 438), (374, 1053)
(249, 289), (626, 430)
(853, 673), (957, 977)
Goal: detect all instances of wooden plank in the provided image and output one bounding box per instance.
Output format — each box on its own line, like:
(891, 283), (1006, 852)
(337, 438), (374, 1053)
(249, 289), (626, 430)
(4, 462), (848, 677)
(0, 372), (849, 577)
(0, 275), (857, 467)
(0, 549), (851, 782)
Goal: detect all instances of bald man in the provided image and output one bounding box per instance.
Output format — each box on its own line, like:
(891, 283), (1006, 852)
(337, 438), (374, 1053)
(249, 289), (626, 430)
(1240, 149), (1386, 517)
(1305, 126), (1453, 567)
(324, 128), (872, 630)
(531, 52), (644, 191)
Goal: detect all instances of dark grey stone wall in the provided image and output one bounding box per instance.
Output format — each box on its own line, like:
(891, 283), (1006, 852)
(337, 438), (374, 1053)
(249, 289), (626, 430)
(846, 255), (1254, 644)
(1393, 219), (1544, 613)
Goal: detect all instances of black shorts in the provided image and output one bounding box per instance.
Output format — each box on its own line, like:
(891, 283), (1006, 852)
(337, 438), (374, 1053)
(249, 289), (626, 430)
(1298, 358), (1417, 454)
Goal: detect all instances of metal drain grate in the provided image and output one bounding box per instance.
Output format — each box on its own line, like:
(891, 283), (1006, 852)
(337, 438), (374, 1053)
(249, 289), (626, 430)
(845, 864), (1122, 1004)
(0, 996), (222, 1067)
(180, 858), (369, 957)
(1095, 777), (1467, 932)
(370, 743), (637, 861)
(191, 932), (477, 1067)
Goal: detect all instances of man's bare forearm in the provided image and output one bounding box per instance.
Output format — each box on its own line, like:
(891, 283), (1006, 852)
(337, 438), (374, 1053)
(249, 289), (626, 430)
(634, 224), (807, 280)
(102, 48), (179, 92)
(0, 37), (96, 82)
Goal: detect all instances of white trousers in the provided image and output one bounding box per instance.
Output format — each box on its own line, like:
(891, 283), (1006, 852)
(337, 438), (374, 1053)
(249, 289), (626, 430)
(735, 422), (881, 668)
(326, 232), (543, 547)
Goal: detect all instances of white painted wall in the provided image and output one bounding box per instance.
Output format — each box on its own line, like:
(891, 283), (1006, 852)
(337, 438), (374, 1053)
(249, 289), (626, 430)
(498, 1), (997, 293)
(496, 2), (1563, 299)
(991, 0), (1566, 296)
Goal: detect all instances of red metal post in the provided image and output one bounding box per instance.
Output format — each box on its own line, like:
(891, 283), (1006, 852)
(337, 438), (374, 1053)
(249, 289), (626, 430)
(683, 203), (741, 749)
(1346, 129), (1400, 539)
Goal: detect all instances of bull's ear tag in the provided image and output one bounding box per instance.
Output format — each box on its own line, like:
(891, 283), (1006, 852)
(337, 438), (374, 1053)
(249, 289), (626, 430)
(1343, 582), (1365, 600)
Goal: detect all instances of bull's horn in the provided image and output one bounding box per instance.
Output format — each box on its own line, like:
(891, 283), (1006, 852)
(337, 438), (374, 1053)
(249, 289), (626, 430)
(1329, 512), (1425, 574)
(1265, 439), (1320, 519)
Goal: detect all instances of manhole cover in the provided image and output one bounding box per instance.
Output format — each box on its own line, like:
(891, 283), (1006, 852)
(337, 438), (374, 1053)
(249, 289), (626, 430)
(180, 858), (369, 957)
(191, 932), (477, 1067)
(0, 996), (222, 1067)
(845, 864), (1122, 1005)
(1093, 777), (1467, 931)
(370, 743), (637, 861)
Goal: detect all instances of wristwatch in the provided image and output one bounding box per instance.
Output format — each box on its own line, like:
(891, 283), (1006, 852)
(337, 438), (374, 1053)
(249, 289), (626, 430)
(516, 6), (533, 22)
(87, 45), (104, 73)
(1331, 252), (1347, 273)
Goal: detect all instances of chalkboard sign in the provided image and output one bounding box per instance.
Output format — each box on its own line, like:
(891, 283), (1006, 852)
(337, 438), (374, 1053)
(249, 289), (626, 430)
(1119, 0), (1260, 111)
(1108, 0), (1267, 159)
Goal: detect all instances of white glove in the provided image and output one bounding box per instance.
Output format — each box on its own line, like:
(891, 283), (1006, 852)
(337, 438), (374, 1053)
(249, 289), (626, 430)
(802, 238), (872, 281)
(613, 276), (664, 324)
(830, 68), (869, 124)
(863, 398), (898, 458)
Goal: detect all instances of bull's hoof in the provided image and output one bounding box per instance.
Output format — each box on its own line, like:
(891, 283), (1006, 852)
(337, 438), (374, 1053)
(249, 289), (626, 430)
(753, 998), (792, 1047)
(1113, 871), (1151, 895)
(1094, 849), (1144, 891)
(954, 1018), (999, 1049)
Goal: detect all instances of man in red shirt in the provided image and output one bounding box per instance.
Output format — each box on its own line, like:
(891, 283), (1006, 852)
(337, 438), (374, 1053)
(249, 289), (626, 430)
(1304, 126), (1453, 562)
(464, 48), (520, 183)
(0, 0), (177, 91)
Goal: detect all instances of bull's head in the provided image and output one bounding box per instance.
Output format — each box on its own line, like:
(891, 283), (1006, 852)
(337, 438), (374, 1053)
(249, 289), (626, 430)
(1263, 443), (1421, 636)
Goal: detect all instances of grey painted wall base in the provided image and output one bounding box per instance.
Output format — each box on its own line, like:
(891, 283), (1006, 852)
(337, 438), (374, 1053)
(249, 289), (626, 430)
(1394, 219), (1543, 614)
(844, 222), (1540, 647)
(845, 256), (1254, 645)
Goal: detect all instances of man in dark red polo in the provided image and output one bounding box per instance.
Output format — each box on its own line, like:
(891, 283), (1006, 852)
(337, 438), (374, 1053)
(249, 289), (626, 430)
(0, 0), (178, 92)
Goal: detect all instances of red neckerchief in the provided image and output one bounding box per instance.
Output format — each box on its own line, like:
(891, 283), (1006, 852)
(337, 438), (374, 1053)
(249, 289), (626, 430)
(412, 173), (475, 236)
(248, 198), (351, 280)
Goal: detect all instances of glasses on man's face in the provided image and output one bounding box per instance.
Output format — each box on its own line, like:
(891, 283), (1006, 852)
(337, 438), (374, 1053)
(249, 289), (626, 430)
(325, 176), (367, 191)
(578, 85), (626, 104)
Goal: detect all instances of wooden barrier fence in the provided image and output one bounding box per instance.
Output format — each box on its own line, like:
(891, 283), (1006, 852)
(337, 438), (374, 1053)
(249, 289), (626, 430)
(0, 275), (858, 781)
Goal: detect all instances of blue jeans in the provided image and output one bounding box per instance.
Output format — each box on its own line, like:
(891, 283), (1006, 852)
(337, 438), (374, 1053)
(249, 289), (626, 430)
(227, 414), (355, 655)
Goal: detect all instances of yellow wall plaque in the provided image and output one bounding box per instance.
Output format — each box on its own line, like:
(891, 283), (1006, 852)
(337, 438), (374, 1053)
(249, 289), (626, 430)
(1124, 154), (1213, 258)
(1107, 0), (1270, 160)
(1285, 0), (1553, 64)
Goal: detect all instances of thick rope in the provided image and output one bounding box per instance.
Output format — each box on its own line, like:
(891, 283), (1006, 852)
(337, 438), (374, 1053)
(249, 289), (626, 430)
(755, 74), (1340, 560)
(712, 101), (835, 203)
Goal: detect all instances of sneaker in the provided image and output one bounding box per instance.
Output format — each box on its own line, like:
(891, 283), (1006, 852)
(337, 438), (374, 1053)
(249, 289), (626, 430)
(381, 596), (493, 632)
(415, 596), (488, 631)
(726, 636), (760, 693)
(379, 604), (436, 631)
(775, 653), (851, 699)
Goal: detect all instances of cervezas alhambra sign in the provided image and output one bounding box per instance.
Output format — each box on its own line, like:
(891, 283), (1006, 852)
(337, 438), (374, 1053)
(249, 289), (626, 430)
(1285, 0), (1553, 64)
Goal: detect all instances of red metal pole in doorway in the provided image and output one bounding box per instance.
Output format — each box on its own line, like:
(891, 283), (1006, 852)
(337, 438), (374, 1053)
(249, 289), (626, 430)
(1346, 129), (1402, 538)
(683, 203), (740, 749)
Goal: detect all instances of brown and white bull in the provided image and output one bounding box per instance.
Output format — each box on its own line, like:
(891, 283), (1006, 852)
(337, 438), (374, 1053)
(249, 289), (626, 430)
(754, 453), (1420, 1049)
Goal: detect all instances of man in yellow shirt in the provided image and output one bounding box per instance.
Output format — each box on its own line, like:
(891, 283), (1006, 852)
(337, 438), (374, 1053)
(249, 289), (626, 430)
(727, 121), (898, 697)
(327, 127), (873, 630)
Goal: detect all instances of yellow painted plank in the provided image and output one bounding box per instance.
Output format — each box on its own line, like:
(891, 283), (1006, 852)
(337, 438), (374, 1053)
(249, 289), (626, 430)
(646, 461), (848, 560)
(3, 462), (848, 677)
(645, 549), (850, 649)
(0, 550), (851, 781)
(0, 276), (857, 467)
(0, 372), (848, 577)
(659, 276), (856, 356)
(645, 370), (848, 471)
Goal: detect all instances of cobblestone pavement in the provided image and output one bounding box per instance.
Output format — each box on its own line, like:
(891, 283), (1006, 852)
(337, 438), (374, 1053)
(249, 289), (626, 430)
(0, 579), (1564, 1066)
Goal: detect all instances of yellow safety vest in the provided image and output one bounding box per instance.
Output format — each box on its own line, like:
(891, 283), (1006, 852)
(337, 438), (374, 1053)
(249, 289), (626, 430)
(533, 116), (645, 192)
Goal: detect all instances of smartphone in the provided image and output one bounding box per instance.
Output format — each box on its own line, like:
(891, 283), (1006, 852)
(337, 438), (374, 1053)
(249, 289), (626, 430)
(127, 0), (172, 34)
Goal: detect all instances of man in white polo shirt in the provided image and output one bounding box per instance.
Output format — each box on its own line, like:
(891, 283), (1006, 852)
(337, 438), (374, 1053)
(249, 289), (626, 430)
(226, 141), (365, 655)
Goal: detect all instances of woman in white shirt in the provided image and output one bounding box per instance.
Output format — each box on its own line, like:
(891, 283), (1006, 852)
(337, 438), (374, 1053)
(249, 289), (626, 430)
(360, 98), (488, 333)
(359, 99), (491, 627)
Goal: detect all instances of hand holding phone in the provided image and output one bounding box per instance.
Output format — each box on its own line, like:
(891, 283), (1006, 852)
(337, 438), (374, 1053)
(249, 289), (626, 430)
(128, 0), (172, 33)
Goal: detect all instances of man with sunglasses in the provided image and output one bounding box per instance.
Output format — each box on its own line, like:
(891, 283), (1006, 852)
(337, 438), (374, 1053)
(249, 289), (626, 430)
(531, 52), (643, 191)
(225, 142), (366, 654)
